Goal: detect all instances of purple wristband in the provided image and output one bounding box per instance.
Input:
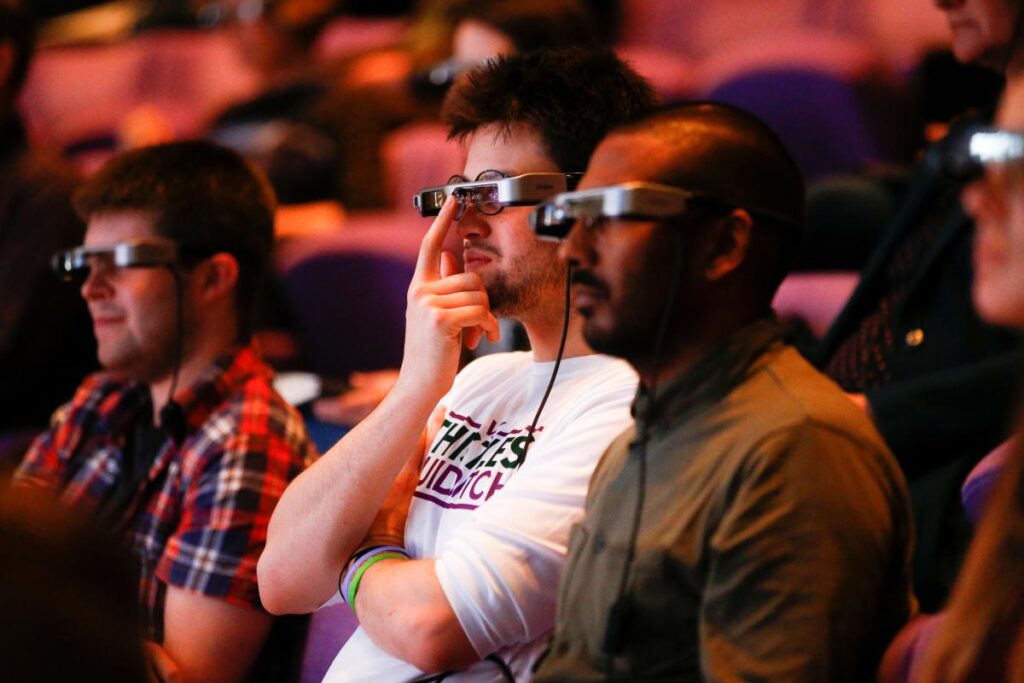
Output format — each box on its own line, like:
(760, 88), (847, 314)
(340, 545), (409, 604)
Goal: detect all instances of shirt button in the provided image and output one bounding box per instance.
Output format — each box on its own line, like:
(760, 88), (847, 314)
(592, 533), (607, 554)
(905, 328), (925, 347)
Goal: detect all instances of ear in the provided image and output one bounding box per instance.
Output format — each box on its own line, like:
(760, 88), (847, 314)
(194, 253), (240, 305)
(704, 209), (753, 281)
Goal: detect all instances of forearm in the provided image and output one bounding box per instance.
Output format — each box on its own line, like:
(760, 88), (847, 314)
(259, 379), (440, 614)
(355, 557), (478, 674)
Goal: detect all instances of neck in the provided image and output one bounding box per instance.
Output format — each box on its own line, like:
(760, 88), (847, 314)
(634, 309), (764, 389)
(522, 309), (591, 362)
(148, 329), (238, 423)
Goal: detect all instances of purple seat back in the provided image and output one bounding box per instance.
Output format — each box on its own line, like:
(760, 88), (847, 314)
(705, 68), (880, 181)
(277, 243), (416, 379)
(299, 603), (360, 683)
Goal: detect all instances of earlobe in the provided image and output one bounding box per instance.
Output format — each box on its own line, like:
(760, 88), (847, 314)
(705, 210), (753, 281)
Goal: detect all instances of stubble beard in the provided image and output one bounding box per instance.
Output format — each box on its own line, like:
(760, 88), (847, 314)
(484, 251), (565, 322)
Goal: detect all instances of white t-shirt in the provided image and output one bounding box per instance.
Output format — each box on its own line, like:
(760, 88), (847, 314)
(323, 351), (637, 682)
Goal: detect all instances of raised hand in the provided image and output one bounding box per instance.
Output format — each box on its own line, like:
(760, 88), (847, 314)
(397, 196), (500, 400)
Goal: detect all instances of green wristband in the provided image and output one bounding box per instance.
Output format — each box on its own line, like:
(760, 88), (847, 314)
(347, 551), (408, 606)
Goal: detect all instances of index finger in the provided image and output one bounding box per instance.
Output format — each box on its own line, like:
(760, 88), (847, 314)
(414, 194), (458, 281)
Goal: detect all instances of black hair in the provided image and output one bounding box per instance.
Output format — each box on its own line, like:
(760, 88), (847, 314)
(443, 48), (659, 172)
(614, 102), (806, 300)
(0, 0), (36, 95)
(452, 0), (600, 53)
(73, 141), (277, 341)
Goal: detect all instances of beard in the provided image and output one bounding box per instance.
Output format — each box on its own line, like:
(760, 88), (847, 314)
(483, 248), (565, 320)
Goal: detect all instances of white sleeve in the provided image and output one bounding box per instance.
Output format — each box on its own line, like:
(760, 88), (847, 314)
(432, 380), (635, 657)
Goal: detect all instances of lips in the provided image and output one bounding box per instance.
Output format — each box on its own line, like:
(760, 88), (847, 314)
(572, 285), (605, 310)
(463, 247), (496, 270)
(90, 309), (126, 326)
(569, 275), (605, 308)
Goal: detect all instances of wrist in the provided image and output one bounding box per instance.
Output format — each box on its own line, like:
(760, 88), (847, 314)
(339, 545), (410, 606)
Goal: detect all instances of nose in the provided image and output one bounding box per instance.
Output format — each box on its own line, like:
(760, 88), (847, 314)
(80, 262), (113, 302)
(455, 204), (492, 240)
(962, 173), (1007, 226)
(558, 219), (594, 270)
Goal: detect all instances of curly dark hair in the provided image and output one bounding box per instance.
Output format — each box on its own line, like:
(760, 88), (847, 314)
(442, 47), (659, 173)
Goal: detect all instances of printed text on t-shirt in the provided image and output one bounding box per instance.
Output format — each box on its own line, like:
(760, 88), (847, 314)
(413, 410), (543, 511)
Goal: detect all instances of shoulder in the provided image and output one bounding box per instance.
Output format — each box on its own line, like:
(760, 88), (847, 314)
(742, 346), (890, 452)
(61, 372), (139, 422)
(714, 347), (906, 499)
(187, 371), (316, 474)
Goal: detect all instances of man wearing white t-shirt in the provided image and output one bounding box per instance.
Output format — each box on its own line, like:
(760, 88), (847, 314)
(258, 49), (657, 681)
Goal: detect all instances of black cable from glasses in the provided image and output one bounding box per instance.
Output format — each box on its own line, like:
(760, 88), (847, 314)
(158, 267), (187, 444)
(600, 229), (685, 672)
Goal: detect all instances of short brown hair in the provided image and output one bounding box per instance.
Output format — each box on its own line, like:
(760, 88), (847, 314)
(74, 141), (276, 340)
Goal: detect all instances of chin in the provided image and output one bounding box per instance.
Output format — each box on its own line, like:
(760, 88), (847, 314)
(973, 284), (1024, 329)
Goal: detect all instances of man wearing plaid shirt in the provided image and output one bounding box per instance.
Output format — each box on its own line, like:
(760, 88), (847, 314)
(15, 141), (316, 683)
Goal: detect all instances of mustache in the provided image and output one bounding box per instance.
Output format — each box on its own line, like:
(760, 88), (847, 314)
(570, 269), (608, 293)
(463, 240), (500, 257)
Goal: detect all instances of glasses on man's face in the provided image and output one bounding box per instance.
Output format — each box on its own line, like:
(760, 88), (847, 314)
(51, 240), (182, 284)
(530, 183), (698, 241)
(939, 127), (1024, 181)
(531, 182), (804, 241)
(412, 171), (581, 220)
(939, 127), (1024, 219)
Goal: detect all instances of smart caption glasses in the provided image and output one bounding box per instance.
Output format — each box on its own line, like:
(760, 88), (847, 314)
(413, 170), (582, 220)
(530, 181), (802, 241)
(936, 126), (1024, 181)
(51, 239), (196, 283)
(531, 182), (708, 241)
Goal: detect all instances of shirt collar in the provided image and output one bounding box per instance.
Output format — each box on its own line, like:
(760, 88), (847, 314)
(632, 318), (783, 433)
(162, 345), (270, 441)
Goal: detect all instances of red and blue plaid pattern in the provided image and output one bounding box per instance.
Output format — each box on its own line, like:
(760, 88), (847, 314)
(16, 346), (316, 640)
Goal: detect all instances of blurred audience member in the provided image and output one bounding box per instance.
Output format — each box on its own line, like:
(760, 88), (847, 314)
(881, 65), (1024, 683)
(208, 0), (344, 207)
(15, 141), (317, 683)
(0, 487), (148, 682)
(326, 0), (603, 209)
(816, 0), (1024, 610)
(0, 0), (96, 448)
(534, 103), (912, 682)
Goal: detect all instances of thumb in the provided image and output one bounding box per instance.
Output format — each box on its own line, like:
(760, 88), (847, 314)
(440, 251), (460, 279)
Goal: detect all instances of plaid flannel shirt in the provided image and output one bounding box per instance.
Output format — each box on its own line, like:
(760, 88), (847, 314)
(15, 345), (316, 640)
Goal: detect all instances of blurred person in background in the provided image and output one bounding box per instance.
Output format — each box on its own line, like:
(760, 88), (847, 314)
(0, 487), (148, 682)
(880, 61), (1024, 683)
(815, 0), (1024, 611)
(323, 0), (604, 209)
(0, 0), (97, 456)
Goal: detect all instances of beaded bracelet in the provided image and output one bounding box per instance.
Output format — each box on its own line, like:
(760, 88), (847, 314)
(339, 545), (410, 606)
